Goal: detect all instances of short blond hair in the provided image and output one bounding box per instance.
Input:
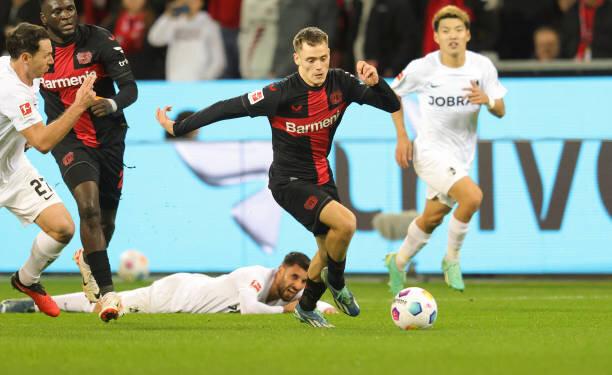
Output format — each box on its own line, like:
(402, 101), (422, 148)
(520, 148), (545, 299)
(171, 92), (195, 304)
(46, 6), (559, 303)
(432, 5), (470, 32)
(292, 27), (328, 52)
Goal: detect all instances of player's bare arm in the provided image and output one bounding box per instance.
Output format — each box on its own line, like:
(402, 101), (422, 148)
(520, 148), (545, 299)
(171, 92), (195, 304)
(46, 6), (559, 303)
(463, 80), (505, 118)
(20, 75), (96, 153)
(391, 100), (413, 169)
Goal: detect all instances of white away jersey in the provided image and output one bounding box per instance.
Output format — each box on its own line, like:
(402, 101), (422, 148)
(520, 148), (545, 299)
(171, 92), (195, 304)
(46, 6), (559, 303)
(391, 51), (507, 165)
(148, 266), (293, 314)
(0, 56), (43, 184)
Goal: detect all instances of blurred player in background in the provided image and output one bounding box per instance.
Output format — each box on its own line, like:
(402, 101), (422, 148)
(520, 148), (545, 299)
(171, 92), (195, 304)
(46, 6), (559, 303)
(0, 23), (96, 317)
(38, 0), (138, 322)
(1, 252), (337, 316)
(385, 6), (507, 295)
(155, 27), (405, 328)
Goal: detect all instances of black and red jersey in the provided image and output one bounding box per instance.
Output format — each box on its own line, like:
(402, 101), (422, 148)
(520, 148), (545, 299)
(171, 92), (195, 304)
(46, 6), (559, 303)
(40, 24), (134, 148)
(240, 69), (399, 185)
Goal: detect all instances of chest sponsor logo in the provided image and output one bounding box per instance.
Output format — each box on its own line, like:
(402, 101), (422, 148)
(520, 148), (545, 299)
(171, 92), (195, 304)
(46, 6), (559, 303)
(428, 95), (470, 107)
(19, 102), (32, 117)
(248, 90), (264, 105)
(285, 110), (341, 134)
(41, 71), (97, 90)
(76, 51), (93, 65)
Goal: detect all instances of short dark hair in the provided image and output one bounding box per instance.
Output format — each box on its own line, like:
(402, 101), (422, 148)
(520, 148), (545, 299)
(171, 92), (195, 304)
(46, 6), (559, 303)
(292, 27), (328, 52)
(6, 23), (49, 59)
(432, 5), (470, 32)
(281, 252), (311, 271)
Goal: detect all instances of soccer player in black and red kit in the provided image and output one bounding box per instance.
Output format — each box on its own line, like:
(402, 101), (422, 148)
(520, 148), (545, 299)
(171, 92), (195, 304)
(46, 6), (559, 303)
(156, 27), (409, 328)
(38, 0), (138, 322)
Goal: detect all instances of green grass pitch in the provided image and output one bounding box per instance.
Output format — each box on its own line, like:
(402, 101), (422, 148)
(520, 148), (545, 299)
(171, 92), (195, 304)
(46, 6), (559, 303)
(1, 276), (611, 375)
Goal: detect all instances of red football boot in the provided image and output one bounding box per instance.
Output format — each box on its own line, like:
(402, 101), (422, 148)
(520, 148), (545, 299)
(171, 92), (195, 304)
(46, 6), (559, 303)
(11, 272), (60, 317)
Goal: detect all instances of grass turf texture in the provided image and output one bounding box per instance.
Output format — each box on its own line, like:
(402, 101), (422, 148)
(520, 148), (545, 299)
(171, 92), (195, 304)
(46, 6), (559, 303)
(1, 277), (611, 375)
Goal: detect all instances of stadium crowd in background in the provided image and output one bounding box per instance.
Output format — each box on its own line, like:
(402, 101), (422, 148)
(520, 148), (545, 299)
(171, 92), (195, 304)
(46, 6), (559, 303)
(2, 0), (612, 80)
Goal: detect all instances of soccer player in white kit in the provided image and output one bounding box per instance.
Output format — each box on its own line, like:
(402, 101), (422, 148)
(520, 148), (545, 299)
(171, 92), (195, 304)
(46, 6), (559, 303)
(1, 252), (336, 316)
(384, 6), (507, 294)
(0, 23), (96, 316)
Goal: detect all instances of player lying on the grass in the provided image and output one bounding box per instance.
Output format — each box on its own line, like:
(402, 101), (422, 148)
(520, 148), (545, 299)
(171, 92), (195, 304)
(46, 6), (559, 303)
(384, 6), (507, 295)
(1, 252), (337, 315)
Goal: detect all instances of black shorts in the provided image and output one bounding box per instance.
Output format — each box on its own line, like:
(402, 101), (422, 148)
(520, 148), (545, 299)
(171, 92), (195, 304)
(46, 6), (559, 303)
(51, 136), (125, 210)
(269, 177), (340, 236)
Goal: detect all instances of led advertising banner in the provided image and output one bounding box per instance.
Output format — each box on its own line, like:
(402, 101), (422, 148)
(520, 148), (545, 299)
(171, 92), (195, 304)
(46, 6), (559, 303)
(1, 78), (610, 273)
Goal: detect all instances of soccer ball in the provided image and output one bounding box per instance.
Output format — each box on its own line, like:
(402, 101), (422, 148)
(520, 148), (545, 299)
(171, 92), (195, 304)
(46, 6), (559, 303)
(390, 287), (438, 330)
(118, 249), (149, 282)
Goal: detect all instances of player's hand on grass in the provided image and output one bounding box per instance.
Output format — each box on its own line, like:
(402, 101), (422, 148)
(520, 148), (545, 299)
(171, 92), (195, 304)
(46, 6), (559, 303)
(155, 105), (176, 136)
(283, 300), (299, 313)
(356, 60), (379, 86)
(91, 98), (115, 117)
(463, 80), (489, 106)
(74, 74), (97, 111)
(395, 136), (412, 169)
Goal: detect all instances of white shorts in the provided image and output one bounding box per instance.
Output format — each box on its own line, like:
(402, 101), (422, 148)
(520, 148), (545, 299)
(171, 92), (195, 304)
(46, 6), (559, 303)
(0, 164), (63, 225)
(120, 287), (153, 314)
(413, 146), (469, 208)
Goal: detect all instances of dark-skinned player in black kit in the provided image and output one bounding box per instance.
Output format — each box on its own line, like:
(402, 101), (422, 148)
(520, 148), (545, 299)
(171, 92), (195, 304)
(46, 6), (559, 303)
(38, 0), (138, 322)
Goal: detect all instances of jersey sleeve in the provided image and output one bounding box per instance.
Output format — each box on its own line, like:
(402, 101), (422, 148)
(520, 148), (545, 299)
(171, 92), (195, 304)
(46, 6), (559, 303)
(96, 28), (135, 82)
(481, 58), (507, 100)
(0, 85), (43, 131)
(235, 270), (283, 314)
(339, 70), (370, 104)
(390, 60), (422, 96)
(240, 82), (284, 118)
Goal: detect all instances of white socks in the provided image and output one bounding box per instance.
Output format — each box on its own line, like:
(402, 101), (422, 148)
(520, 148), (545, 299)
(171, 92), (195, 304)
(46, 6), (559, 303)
(19, 231), (65, 286)
(396, 218), (431, 270)
(446, 214), (470, 262)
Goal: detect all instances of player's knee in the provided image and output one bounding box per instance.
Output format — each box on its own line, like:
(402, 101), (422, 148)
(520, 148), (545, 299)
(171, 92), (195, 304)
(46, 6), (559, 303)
(459, 189), (483, 214)
(49, 217), (75, 244)
(336, 212), (357, 239)
(78, 203), (102, 225)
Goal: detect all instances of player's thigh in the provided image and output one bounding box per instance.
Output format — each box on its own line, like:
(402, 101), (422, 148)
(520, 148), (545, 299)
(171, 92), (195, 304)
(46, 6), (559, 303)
(35, 202), (75, 238)
(1, 165), (65, 227)
(318, 200), (356, 234)
(270, 179), (338, 236)
(51, 141), (101, 194)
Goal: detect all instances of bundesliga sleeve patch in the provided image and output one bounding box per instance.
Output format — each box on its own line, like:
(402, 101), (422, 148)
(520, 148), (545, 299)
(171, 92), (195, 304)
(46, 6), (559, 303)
(19, 102), (32, 118)
(248, 90), (264, 105)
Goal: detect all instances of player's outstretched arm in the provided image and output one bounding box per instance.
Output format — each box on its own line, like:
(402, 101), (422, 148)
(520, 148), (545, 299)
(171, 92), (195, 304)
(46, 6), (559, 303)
(155, 96), (249, 137)
(20, 75), (97, 153)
